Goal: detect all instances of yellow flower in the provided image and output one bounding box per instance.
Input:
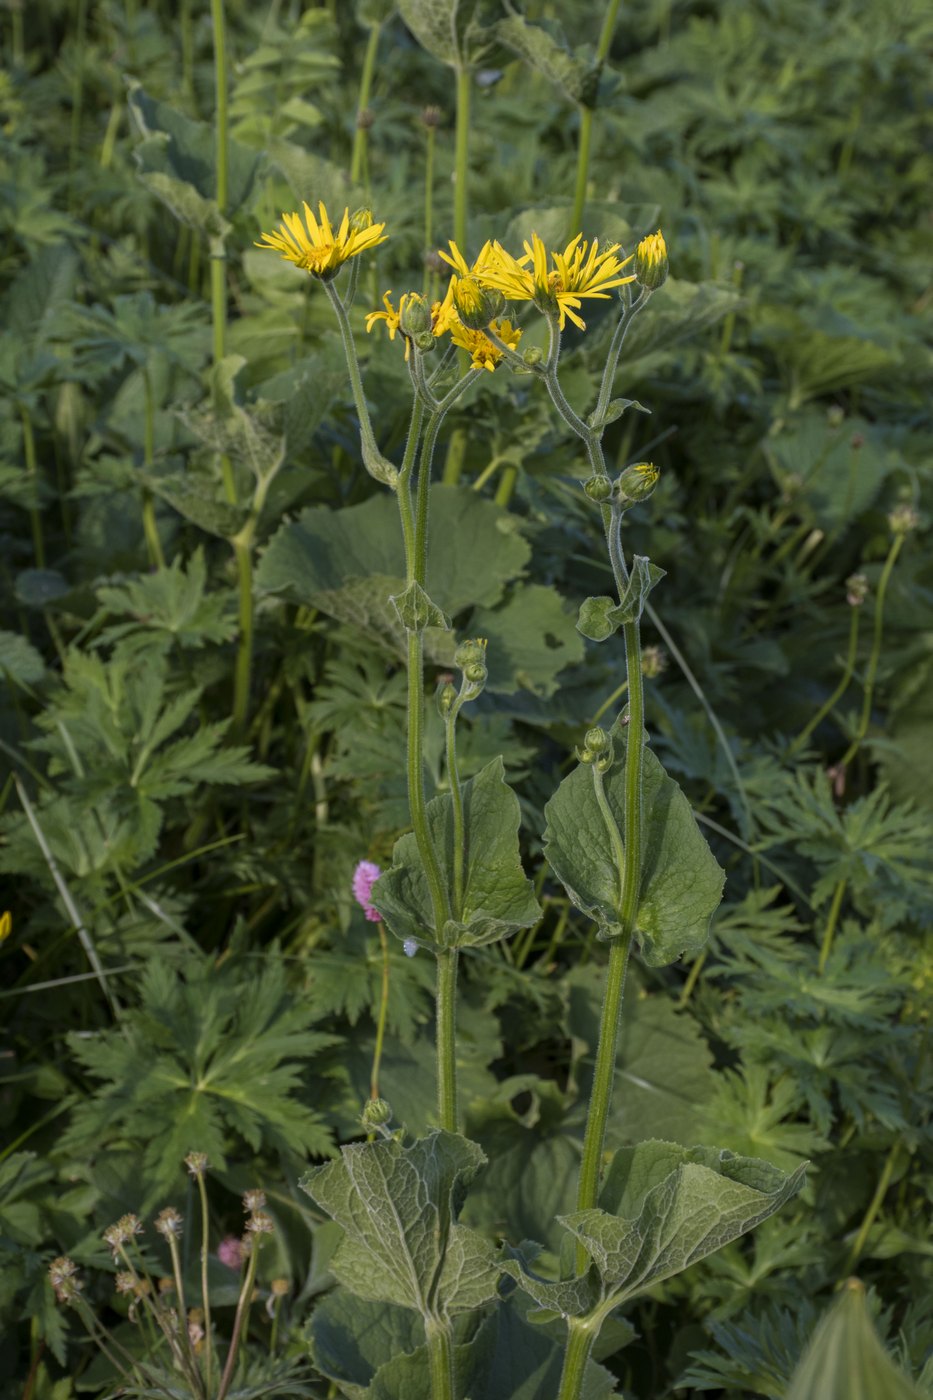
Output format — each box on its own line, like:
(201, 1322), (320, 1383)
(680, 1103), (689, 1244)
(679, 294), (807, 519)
(438, 239), (498, 282)
(483, 232), (636, 331)
(0, 910), (10, 945)
(256, 201), (387, 280)
(366, 287), (455, 359)
(449, 316), (522, 372)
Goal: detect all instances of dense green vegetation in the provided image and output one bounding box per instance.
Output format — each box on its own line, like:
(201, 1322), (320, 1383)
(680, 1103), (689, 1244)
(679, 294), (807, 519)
(1, 1), (930, 1397)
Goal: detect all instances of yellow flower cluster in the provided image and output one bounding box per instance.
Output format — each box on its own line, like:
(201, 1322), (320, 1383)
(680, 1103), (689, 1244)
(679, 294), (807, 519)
(256, 200), (667, 370)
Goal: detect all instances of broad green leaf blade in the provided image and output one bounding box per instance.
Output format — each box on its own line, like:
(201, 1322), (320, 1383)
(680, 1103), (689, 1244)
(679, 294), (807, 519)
(544, 741), (725, 964)
(372, 757), (541, 949)
(0, 630), (46, 685)
(785, 1279), (923, 1400)
(472, 583), (584, 697)
(569, 1141), (806, 1306)
(397, 0), (499, 69)
(499, 1253), (602, 1319)
(494, 15), (597, 107)
(611, 558), (666, 627)
(307, 1289), (424, 1397)
(128, 84), (262, 214)
(300, 1131), (500, 1322)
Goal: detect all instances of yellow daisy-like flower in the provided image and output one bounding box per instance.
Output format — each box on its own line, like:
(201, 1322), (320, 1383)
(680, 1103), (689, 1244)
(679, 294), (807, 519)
(438, 239), (498, 282)
(634, 230), (668, 290)
(482, 232), (635, 331)
(365, 290), (409, 350)
(255, 201), (387, 280)
(366, 287), (455, 359)
(449, 316), (522, 373)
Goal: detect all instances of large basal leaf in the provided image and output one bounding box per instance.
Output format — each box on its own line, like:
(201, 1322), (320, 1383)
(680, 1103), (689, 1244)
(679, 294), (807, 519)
(472, 583), (584, 698)
(494, 15), (598, 107)
(504, 1141), (806, 1319)
(372, 756), (541, 950)
(300, 1131), (500, 1324)
(256, 484), (530, 655)
(307, 1289), (424, 1399)
(544, 739), (725, 964)
(397, 0), (500, 69)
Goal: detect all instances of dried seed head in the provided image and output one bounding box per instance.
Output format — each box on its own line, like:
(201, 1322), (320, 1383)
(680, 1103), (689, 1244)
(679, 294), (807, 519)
(103, 1214), (143, 1257)
(49, 1256), (83, 1302)
(245, 1210), (275, 1236)
(888, 503), (919, 535)
(154, 1207), (183, 1239)
(641, 645), (668, 679)
(845, 573), (869, 607)
(242, 1189), (266, 1214)
(421, 105), (441, 129)
(184, 1151), (209, 1178)
(115, 1271), (138, 1296)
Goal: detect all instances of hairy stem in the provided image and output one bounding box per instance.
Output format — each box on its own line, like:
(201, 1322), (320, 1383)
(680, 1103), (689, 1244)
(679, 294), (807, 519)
(840, 532), (904, 768)
(425, 1315), (456, 1400)
(787, 604), (861, 758)
(370, 920), (391, 1101)
(558, 1315), (600, 1400)
(454, 67), (470, 248)
(196, 1173), (213, 1395)
(445, 698), (466, 917)
(350, 21), (381, 186)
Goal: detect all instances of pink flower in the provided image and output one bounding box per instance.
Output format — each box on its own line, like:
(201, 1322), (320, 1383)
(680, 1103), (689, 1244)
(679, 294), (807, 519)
(352, 860), (383, 922)
(217, 1236), (243, 1271)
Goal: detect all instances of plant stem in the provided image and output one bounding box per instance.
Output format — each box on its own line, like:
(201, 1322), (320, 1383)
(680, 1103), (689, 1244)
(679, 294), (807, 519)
(423, 120), (436, 296)
(454, 66), (470, 248)
(231, 533), (253, 733)
(351, 21), (381, 186)
(20, 406), (45, 569)
(216, 1241), (260, 1400)
(370, 920), (390, 1101)
(569, 0), (621, 237)
(787, 604), (861, 758)
(196, 1172), (213, 1396)
(445, 699), (466, 917)
(210, 0), (228, 213)
(558, 1315), (600, 1400)
(435, 947), (459, 1132)
(818, 877), (846, 975)
(844, 1139), (901, 1272)
(141, 367), (165, 570)
(425, 1316), (456, 1400)
(840, 532), (903, 768)
(574, 507), (647, 1247)
(324, 280), (386, 480)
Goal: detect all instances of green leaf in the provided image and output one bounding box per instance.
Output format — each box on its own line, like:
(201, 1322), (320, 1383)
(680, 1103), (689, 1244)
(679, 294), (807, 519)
(390, 581), (451, 634)
(472, 583), (584, 698)
(256, 486), (531, 640)
(544, 741), (725, 964)
(300, 1131), (500, 1322)
(785, 1280), (923, 1400)
(307, 1289), (424, 1398)
(0, 629), (46, 685)
(575, 597), (618, 643)
(372, 757), (541, 949)
(494, 15), (598, 107)
(96, 549), (236, 653)
(397, 0), (500, 69)
(128, 84), (262, 215)
(505, 1141), (806, 1319)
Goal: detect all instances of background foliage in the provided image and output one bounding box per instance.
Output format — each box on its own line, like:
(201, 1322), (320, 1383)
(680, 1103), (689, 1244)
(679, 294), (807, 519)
(1, 0), (930, 1396)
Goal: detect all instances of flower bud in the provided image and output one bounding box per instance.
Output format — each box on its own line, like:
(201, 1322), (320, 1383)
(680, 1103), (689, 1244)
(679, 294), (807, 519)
(453, 275), (506, 330)
(584, 727), (610, 754)
(845, 573), (869, 607)
(413, 330), (436, 352)
(634, 230), (668, 291)
(584, 474), (612, 503)
(154, 1207), (183, 1239)
(361, 1097), (393, 1127)
(436, 678), (458, 718)
(420, 105), (441, 129)
(399, 293), (432, 338)
(615, 461), (659, 504)
(350, 207), (375, 233)
(464, 661), (487, 686)
(454, 638), (487, 669)
(356, 108), (375, 131)
(184, 1151), (209, 1178)
(579, 726), (613, 770)
(522, 346), (543, 367)
(888, 503), (919, 535)
(641, 645), (668, 678)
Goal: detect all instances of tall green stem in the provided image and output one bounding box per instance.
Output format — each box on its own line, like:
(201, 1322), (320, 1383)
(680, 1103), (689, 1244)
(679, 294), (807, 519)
(425, 1316), (456, 1400)
(231, 535), (254, 733)
(141, 367), (165, 570)
(817, 877), (846, 975)
(369, 920), (391, 1102)
(423, 120), (437, 296)
(558, 1316), (600, 1400)
(787, 604), (861, 758)
(20, 406), (45, 569)
(569, 0), (622, 237)
(435, 948), (459, 1133)
(840, 532), (903, 768)
(209, 0), (236, 506)
(454, 67), (470, 248)
(196, 1173), (213, 1396)
(216, 1241), (260, 1400)
(575, 508), (647, 1239)
(445, 699), (466, 917)
(351, 22), (381, 186)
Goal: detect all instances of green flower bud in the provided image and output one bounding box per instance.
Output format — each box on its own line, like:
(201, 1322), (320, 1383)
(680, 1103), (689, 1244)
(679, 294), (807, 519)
(436, 678), (458, 717)
(453, 275), (505, 330)
(399, 293), (432, 338)
(584, 474), (612, 503)
(464, 661), (487, 686)
(454, 638), (487, 670)
(350, 207), (375, 233)
(413, 330), (436, 352)
(616, 461), (659, 504)
(522, 346), (544, 367)
(634, 230), (668, 291)
(361, 1097), (393, 1128)
(584, 727), (610, 753)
